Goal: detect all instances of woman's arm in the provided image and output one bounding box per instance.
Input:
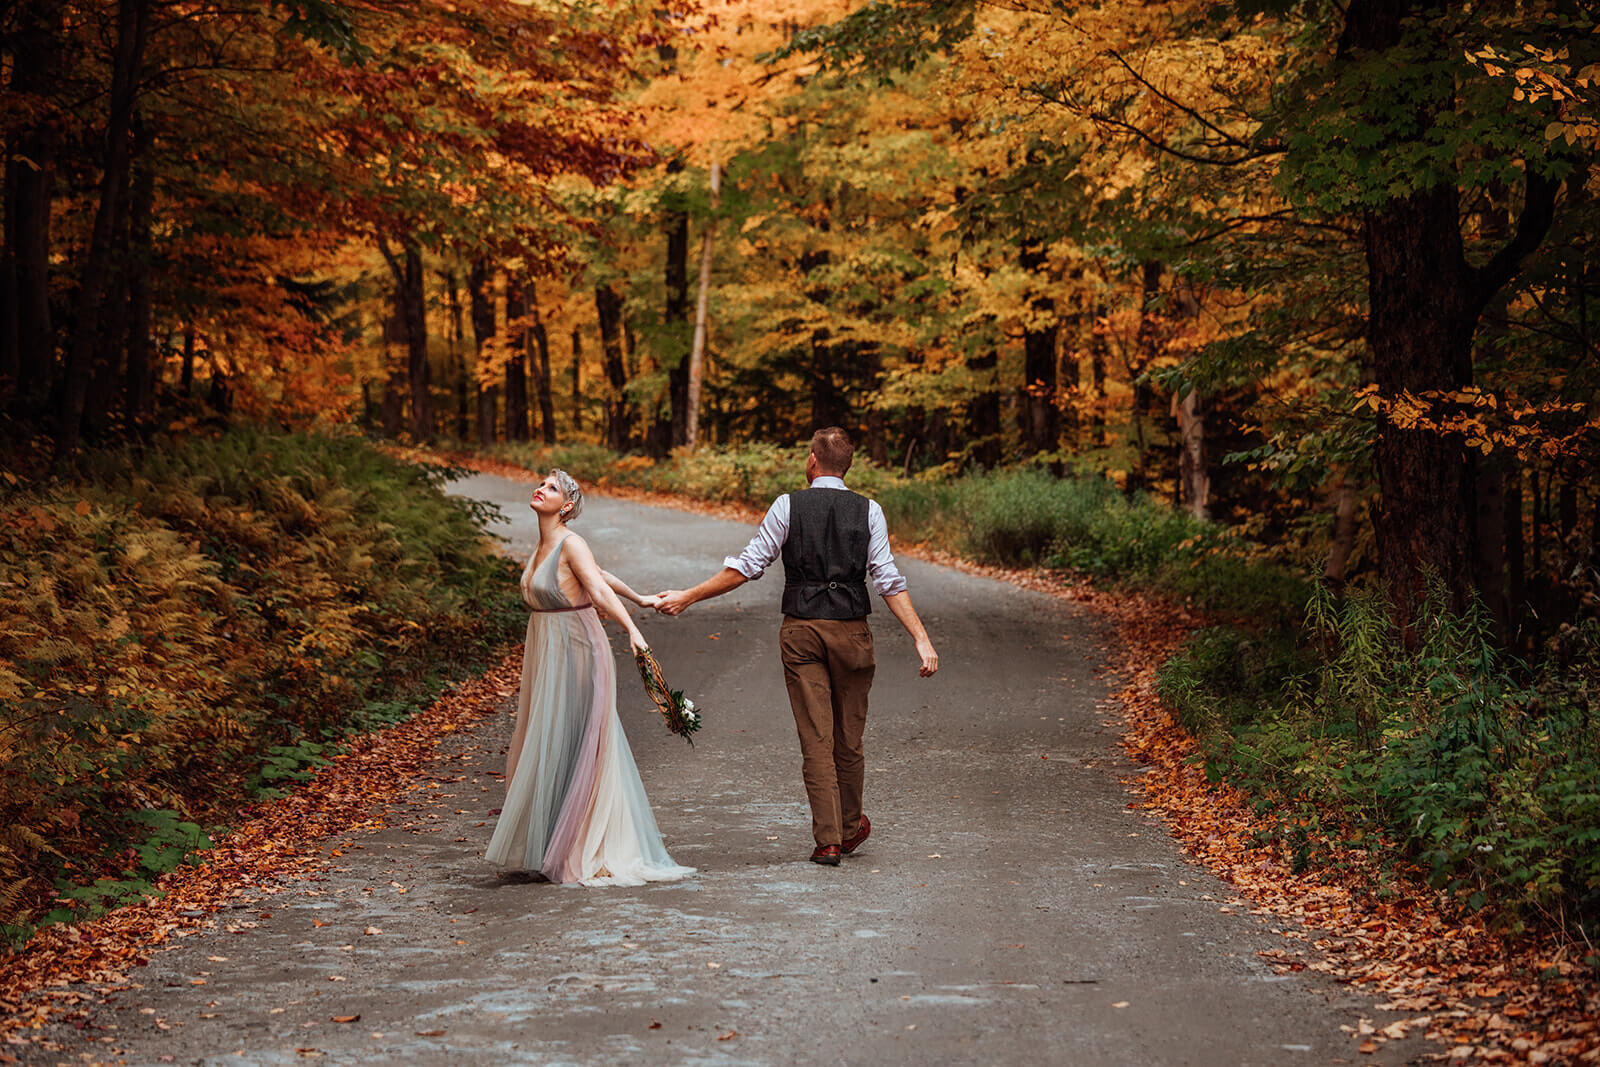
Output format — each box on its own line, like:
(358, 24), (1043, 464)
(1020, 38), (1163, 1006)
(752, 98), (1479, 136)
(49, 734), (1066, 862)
(566, 537), (648, 653)
(602, 569), (659, 609)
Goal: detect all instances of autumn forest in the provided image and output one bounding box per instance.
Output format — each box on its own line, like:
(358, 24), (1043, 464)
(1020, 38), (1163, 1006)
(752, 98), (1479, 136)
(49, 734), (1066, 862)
(3, 0), (1600, 1056)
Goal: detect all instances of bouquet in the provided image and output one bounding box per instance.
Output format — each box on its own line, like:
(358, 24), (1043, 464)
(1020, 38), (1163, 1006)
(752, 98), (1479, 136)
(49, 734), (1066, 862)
(634, 646), (703, 746)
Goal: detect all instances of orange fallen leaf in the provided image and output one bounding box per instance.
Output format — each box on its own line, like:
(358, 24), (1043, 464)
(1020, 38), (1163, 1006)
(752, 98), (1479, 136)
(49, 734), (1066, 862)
(716, 1030), (738, 1041)
(415, 1029), (445, 1037)
(1358, 1040), (1379, 1054)
(331, 1015), (360, 1024)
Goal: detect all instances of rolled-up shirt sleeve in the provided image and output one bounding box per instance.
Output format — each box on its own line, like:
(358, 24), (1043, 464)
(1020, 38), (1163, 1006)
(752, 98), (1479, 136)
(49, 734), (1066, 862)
(723, 494), (790, 580)
(866, 500), (908, 597)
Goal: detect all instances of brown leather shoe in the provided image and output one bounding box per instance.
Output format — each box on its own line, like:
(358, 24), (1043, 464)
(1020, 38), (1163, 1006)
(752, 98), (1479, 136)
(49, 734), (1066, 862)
(841, 813), (871, 855)
(809, 844), (841, 866)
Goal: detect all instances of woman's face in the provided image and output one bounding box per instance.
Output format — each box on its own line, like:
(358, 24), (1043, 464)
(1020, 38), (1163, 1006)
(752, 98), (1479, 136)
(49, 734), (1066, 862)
(529, 473), (568, 519)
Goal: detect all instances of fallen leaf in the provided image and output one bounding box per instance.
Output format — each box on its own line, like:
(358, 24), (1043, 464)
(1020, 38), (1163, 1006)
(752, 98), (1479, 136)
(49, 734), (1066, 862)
(716, 1030), (738, 1041)
(415, 1029), (445, 1037)
(1358, 1040), (1379, 1054)
(331, 1015), (360, 1024)
(1112, 1001), (1130, 1009)
(363, 927), (382, 936)
(648, 1021), (662, 1030)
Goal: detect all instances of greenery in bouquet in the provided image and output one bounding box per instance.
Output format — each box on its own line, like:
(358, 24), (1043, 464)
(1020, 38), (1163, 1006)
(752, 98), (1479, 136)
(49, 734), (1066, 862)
(635, 647), (703, 746)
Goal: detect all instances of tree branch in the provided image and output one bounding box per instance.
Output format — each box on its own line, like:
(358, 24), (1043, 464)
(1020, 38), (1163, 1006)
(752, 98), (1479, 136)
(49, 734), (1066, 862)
(1472, 167), (1561, 309)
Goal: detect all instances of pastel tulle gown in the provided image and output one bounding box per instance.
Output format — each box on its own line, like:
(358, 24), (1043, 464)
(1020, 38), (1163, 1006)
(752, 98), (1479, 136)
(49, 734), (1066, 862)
(485, 533), (694, 886)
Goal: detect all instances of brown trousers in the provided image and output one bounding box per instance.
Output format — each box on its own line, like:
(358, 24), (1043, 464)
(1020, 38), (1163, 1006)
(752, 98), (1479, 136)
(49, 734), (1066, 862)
(778, 615), (875, 847)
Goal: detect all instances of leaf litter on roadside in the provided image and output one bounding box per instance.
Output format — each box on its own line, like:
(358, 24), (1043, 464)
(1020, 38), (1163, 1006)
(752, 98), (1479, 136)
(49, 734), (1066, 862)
(0, 652), (523, 1050)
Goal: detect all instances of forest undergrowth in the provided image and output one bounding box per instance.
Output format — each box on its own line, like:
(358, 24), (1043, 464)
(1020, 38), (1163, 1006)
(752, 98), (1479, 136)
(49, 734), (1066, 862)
(0, 428), (523, 949)
(488, 440), (1600, 964)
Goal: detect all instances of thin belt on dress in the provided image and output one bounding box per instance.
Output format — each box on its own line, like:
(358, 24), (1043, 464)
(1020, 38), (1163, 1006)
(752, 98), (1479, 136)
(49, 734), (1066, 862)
(531, 602), (594, 613)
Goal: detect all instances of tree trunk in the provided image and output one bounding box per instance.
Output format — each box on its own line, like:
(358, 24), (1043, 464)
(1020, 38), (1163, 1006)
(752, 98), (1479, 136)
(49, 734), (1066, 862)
(1020, 236), (1059, 457)
(379, 309), (405, 438)
(468, 257), (497, 446)
(1, 2), (58, 411)
(528, 284), (555, 444)
(1324, 468), (1360, 588)
(1505, 471), (1525, 634)
(443, 267), (468, 440)
(1173, 387), (1208, 519)
(1127, 260), (1163, 493)
(595, 282), (631, 451)
(570, 326), (582, 434)
(685, 161), (721, 450)
(54, 0), (148, 454)
(965, 346), (1002, 468)
(1089, 327), (1108, 450)
(125, 121), (155, 425)
(1474, 456), (1509, 637)
(665, 164), (692, 449)
(504, 278), (530, 441)
(55, 0), (150, 459)
(180, 327), (196, 393)
(399, 241), (433, 441)
(1343, 0), (1559, 627)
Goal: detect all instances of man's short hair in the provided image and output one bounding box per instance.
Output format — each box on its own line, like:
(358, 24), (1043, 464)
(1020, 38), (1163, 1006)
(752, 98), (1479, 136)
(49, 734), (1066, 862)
(810, 426), (854, 475)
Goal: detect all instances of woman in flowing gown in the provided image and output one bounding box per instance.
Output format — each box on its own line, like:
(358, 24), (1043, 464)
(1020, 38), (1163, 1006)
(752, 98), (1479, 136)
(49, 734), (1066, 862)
(485, 469), (694, 886)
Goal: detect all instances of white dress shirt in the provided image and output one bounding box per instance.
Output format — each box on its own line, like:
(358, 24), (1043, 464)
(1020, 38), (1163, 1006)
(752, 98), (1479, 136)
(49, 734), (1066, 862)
(723, 475), (908, 598)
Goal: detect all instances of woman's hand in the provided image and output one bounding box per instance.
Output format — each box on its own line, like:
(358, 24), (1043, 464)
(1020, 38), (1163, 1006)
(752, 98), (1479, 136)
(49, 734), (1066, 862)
(638, 593), (662, 610)
(628, 629), (648, 656)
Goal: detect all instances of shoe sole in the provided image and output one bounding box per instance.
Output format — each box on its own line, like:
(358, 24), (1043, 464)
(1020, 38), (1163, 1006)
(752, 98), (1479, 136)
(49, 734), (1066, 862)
(810, 854), (841, 866)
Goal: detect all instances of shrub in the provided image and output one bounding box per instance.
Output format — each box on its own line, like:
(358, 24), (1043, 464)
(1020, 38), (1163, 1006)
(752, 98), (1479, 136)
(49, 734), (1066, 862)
(0, 428), (522, 944)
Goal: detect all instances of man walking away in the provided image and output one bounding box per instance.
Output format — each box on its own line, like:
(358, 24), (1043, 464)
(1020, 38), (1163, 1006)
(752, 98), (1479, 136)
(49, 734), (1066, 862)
(656, 427), (939, 865)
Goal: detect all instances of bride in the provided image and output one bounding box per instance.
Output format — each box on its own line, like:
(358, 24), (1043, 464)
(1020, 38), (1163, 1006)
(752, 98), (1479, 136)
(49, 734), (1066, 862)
(484, 469), (694, 886)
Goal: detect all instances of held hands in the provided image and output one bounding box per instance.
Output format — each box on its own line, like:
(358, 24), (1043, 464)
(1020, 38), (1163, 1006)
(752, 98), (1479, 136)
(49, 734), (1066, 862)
(637, 593), (662, 610)
(654, 589), (693, 616)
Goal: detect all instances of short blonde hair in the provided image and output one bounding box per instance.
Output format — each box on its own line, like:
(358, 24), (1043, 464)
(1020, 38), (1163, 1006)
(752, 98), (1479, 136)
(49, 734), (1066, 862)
(551, 469), (583, 523)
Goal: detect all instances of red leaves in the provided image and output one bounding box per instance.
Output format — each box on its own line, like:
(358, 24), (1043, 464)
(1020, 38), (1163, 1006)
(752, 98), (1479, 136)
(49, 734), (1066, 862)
(1086, 587), (1600, 1064)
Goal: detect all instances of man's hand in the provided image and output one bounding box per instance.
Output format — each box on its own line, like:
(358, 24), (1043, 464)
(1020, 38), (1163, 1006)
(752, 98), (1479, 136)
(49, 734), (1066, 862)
(655, 589), (694, 616)
(915, 639), (939, 677)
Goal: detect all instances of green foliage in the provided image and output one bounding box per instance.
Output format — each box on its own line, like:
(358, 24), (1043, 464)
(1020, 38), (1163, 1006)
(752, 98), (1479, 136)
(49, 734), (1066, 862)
(0, 427), (522, 941)
(1161, 586), (1600, 941)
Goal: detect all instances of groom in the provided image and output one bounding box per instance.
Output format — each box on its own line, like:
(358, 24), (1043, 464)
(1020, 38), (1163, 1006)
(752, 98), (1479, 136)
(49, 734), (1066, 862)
(655, 427), (938, 866)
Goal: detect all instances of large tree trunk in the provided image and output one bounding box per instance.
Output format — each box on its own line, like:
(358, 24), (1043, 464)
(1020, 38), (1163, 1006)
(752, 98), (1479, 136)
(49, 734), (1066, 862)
(55, 0), (151, 458)
(468, 257), (498, 446)
(1343, 0), (1558, 626)
(1, 1), (59, 410)
(504, 278), (530, 441)
(595, 282), (631, 451)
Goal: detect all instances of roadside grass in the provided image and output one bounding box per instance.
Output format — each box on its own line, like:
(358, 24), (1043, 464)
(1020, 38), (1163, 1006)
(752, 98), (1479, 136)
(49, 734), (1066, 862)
(0, 428), (522, 946)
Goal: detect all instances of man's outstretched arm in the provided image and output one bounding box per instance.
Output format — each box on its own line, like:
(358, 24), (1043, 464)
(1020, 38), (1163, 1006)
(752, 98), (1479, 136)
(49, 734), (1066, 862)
(883, 590), (938, 676)
(656, 567), (748, 616)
